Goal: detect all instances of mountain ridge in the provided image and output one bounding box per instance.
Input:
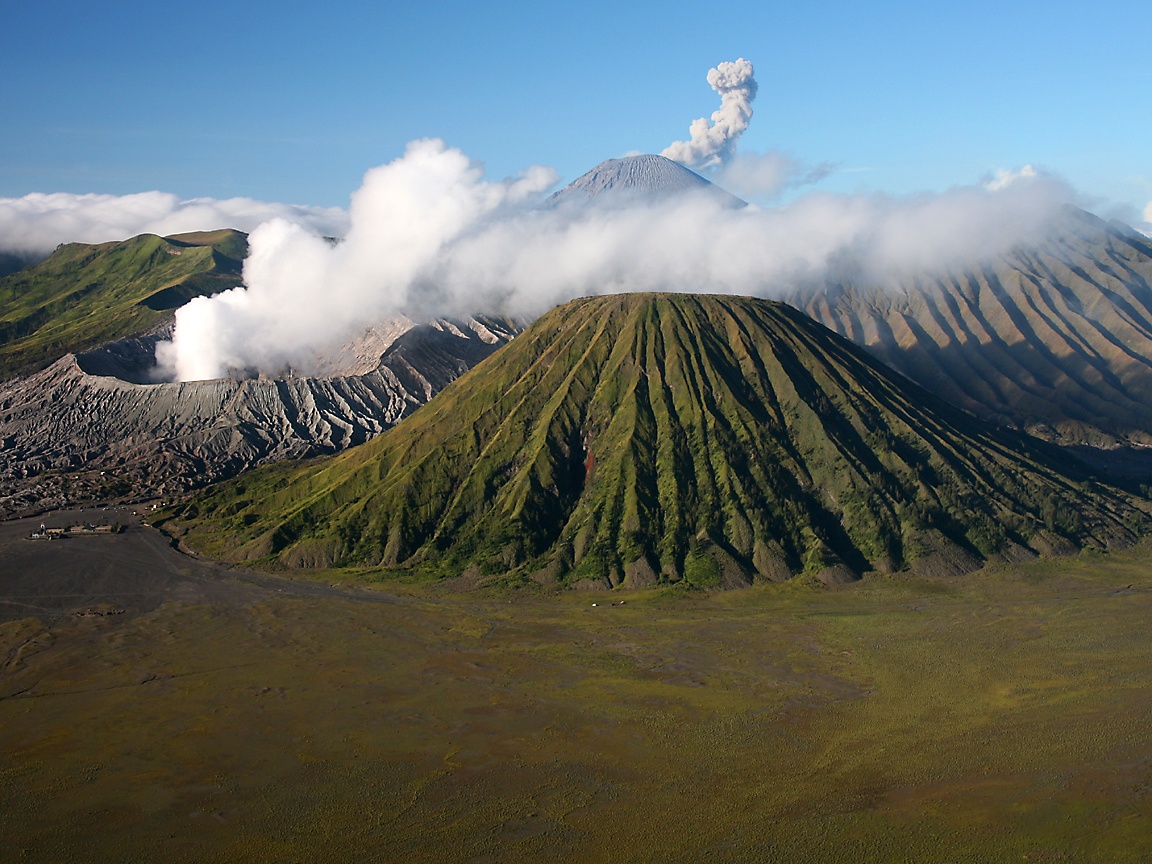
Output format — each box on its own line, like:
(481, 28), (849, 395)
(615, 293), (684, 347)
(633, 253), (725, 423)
(0, 315), (522, 515)
(793, 208), (1152, 445)
(0, 230), (248, 377)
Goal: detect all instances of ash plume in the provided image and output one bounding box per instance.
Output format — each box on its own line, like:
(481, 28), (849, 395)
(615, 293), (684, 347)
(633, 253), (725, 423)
(661, 58), (757, 170)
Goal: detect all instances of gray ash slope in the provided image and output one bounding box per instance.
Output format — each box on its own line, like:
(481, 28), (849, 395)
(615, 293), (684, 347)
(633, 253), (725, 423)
(791, 209), (1152, 448)
(0, 315), (521, 515)
(547, 154), (746, 208)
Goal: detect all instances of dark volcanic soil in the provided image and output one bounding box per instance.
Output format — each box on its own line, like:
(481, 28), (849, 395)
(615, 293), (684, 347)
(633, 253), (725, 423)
(0, 507), (400, 625)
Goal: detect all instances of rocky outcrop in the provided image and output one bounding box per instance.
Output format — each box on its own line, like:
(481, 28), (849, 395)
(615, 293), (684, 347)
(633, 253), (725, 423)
(0, 315), (520, 515)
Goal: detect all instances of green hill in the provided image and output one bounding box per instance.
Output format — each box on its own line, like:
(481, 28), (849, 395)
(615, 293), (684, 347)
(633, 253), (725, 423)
(0, 229), (247, 377)
(177, 293), (1148, 587)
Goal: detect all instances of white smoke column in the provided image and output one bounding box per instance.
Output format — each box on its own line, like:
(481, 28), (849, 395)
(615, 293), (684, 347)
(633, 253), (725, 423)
(0, 191), (347, 256)
(661, 58), (758, 170)
(155, 139), (556, 381)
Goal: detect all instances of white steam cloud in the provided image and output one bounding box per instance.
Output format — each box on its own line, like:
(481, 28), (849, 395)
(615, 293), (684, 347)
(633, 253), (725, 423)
(661, 58), (757, 170)
(0, 191), (348, 256)
(154, 136), (1077, 382)
(155, 140), (557, 380)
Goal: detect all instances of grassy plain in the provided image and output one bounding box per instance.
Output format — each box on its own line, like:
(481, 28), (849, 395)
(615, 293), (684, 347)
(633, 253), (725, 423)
(2, 515), (1152, 862)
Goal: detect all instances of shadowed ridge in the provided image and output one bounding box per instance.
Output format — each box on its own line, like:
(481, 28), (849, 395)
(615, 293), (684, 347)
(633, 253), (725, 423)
(180, 293), (1149, 587)
(793, 208), (1152, 445)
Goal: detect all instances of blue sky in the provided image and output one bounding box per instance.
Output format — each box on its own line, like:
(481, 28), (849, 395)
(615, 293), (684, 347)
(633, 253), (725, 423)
(3, 0), (1150, 221)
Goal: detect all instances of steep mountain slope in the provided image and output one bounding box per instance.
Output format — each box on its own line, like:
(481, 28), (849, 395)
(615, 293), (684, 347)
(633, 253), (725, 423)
(0, 316), (520, 516)
(792, 209), (1152, 445)
(548, 154), (746, 208)
(179, 294), (1146, 586)
(0, 229), (247, 377)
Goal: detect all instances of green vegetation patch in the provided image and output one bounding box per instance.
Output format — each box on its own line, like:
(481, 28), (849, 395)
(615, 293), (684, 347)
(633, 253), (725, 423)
(0, 229), (247, 377)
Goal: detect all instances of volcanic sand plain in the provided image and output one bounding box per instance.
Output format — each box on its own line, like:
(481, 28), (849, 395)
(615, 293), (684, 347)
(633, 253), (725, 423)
(3, 510), (1152, 862)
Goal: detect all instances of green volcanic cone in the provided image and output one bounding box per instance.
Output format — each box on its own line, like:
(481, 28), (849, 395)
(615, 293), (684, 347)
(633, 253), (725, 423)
(181, 293), (1148, 587)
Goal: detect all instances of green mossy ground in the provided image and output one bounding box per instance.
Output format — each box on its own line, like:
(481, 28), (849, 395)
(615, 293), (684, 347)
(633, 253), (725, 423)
(179, 293), (1149, 584)
(0, 229), (247, 377)
(5, 529), (1152, 862)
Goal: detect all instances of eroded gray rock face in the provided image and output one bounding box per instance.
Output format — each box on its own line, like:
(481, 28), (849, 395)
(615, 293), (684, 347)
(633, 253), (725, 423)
(0, 315), (520, 515)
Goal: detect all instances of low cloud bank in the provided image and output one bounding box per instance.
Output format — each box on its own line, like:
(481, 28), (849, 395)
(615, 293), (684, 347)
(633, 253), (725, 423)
(154, 138), (1077, 381)
(0, 191), (348, 256)
(712, 150), (835, 202)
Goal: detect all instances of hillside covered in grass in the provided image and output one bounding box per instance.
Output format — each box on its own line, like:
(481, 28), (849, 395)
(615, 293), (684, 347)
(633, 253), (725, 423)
(0, 229), (247, 377)
(177, 293), (1148, 587)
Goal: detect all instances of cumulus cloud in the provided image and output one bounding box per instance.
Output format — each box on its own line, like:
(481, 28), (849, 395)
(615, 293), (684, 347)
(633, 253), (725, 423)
(661, 58), (757, 170)
(0, 191), (348, 256)
(153, 137), (1077, 382)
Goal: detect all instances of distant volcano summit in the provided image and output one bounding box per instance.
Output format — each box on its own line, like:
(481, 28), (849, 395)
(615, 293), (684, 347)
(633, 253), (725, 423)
(548, 154), (746, 208)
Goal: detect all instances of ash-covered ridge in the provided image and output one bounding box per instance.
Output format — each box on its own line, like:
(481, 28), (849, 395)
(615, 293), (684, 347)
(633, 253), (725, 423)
(0, 315), (523, 516)
(790, 208), (1152, 447)
(548, 154), (745, 208)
